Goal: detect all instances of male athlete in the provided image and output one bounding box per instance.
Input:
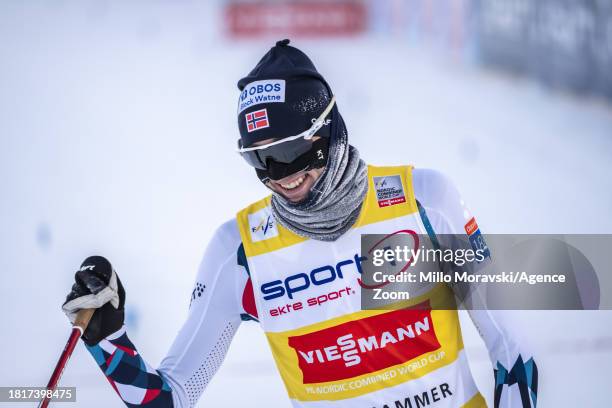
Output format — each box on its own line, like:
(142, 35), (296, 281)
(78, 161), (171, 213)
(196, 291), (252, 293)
(62, 40), (538, 407)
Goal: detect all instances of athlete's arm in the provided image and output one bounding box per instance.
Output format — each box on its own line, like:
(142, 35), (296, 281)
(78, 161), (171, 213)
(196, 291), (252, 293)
(158, 219), (247, 407)
(83, 220), (248, 408)
(413, 168), (538, 408)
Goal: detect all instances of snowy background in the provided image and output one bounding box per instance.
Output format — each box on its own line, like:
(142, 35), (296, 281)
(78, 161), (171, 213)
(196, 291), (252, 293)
(1, 1), (611, 407)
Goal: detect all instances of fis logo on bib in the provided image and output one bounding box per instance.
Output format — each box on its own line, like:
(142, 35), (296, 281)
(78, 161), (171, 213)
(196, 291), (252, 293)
(373, 175), (406, 207)
(238, 79), (285, 114)
(248, 206), (279, 242)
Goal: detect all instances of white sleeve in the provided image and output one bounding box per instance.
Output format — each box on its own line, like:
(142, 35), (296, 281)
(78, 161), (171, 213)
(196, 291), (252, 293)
(413, 168), (538, 408)
(157, 219), (247, 408)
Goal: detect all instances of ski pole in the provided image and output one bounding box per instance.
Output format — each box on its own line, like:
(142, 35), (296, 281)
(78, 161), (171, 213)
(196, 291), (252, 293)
(38, 308), (95, 408)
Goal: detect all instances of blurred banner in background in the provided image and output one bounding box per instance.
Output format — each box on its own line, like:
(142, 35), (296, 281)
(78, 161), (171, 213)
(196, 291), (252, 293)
(225, 0), (367, 37)
(473, 0), (612, 100)
(222, 0), (612, 101)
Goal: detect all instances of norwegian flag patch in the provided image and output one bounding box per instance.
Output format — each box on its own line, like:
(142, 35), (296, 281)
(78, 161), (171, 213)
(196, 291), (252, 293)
(245, 108), (270, 132)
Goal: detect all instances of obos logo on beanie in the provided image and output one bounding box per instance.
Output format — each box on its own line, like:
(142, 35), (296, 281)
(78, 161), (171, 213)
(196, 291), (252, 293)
(238, 79), (285, 114)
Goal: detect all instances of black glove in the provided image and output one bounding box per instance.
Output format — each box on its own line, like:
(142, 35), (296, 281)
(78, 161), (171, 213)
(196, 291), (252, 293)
(62, 256), (125, 346)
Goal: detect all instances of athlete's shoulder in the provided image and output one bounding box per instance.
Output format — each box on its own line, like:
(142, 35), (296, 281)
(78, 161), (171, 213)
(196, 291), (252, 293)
(412, 168), (459, 205)
(193, 218), (246, 292)
(412, 168), (472, 235)
(207, 218), (242, 256)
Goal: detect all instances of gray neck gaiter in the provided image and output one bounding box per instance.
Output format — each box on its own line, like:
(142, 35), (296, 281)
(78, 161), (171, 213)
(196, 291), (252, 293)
(270, 115), (368, 242)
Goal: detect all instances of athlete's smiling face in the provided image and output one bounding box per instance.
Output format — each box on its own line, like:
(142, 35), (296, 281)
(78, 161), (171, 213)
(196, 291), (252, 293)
(253, 137), (325, 203)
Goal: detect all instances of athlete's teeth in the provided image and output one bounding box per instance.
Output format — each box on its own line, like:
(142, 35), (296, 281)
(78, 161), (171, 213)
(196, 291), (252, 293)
(281, 176), (305, 190)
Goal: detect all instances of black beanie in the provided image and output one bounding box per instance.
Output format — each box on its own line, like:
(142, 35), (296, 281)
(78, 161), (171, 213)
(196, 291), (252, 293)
(237, 39), (333, 147)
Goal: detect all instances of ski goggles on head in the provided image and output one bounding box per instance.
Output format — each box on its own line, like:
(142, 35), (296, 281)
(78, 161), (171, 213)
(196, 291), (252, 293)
(237, 96), (336, 170)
